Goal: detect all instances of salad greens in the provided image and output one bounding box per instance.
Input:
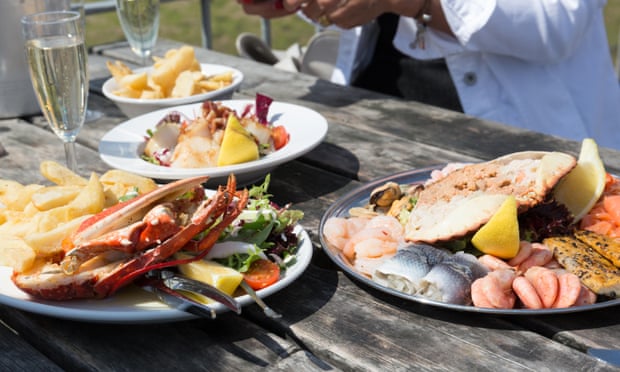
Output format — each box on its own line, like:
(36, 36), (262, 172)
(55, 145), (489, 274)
(216, 174), (304, 273)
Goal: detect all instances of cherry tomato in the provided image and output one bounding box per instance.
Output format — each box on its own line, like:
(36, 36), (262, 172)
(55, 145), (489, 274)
(271, 126), (289, 150)
(243, 259), (280, 290)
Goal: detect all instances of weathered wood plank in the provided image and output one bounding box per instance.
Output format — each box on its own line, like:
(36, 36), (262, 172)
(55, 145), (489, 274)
(0, 305), (335, 371)
(0, 321), (62, 371)
(0, 118), (108, 183)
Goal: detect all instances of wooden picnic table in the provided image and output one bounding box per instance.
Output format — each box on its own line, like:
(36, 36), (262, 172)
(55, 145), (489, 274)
(1, 39), (619, 371)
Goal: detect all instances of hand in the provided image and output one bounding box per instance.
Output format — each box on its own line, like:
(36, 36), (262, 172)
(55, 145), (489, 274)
(237, 0), (298, 19)
(295, 0), (384, 29)
(283, 0), (422, 29)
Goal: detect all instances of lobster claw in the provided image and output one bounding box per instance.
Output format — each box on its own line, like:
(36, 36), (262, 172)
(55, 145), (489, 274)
(138, 270), (241, 318)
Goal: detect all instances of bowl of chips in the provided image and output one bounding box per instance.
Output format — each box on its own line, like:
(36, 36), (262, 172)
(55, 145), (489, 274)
(102, 46), (244, 118)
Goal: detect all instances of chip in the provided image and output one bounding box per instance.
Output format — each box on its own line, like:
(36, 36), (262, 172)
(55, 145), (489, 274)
(107, 45), (234, 99)
(0, 162), (159, 272)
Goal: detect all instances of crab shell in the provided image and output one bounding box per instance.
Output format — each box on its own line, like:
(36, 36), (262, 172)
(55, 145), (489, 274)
(405, 151), (577, 243)
(12, 174), (249, 300)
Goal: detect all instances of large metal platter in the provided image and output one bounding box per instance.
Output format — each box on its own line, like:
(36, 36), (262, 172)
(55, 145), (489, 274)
(319, 166), (620, 315)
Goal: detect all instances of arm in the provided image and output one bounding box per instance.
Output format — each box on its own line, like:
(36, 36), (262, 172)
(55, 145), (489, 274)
(279, 0), (453, 34)
(447, 0), (608, 62)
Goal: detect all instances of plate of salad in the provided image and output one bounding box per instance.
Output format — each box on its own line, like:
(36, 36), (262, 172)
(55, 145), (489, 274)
(0, 176), (312, 323)
(98, 96), (328, 186)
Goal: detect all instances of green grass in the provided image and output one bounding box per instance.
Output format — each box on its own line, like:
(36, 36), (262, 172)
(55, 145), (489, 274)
(86, 0), (619, 66)
(85, 0), (314, 55)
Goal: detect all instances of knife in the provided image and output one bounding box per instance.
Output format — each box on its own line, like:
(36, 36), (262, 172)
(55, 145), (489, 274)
(587, 348), (620, 367)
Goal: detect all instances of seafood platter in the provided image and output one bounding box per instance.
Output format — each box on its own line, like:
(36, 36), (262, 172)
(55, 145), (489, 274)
(320, 140), (620, 314)
(99, 95), (328, 185)
(0, 163), (312, 323)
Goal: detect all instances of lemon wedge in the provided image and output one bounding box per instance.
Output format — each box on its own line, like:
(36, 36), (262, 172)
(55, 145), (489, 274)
(553, 138), (606, 221)
(471, 195), (520, 259)
(175, 253), (244, 301)
(217, 114), (259, 166)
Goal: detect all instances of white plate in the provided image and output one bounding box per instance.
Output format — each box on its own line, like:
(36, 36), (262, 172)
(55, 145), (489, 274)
(102, 63), (244, 118)
(0, 226), (312, 324)
(99, 100), (328, 185)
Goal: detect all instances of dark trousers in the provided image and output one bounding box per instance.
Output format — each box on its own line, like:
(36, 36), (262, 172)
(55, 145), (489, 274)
(353, 13), (464, 112)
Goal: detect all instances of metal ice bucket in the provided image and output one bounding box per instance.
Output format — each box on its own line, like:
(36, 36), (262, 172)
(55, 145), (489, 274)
(0, 0), (74, 118)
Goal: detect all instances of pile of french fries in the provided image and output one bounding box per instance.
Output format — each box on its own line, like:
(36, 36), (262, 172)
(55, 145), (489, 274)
(0, 162), (157, 272)
(107, 45), (234, 99)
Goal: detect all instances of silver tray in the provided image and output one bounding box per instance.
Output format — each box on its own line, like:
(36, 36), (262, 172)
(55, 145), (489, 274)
(319, 166), (620, 315)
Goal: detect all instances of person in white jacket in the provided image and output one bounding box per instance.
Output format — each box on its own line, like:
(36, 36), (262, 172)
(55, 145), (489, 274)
(239, 0), (620, 150)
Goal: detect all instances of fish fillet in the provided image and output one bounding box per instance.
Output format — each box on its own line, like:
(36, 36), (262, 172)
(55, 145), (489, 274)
(544, 236), (620, 297)
(575, 230), (620, 267)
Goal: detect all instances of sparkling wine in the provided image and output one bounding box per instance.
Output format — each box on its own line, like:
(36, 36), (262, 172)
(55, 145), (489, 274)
(26, 35), (88, 142)
(116, 0), (160, 62)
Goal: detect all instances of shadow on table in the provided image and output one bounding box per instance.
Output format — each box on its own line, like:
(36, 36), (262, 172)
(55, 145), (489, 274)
(301, 142), (360, 180)
(300, 79), (397, 109)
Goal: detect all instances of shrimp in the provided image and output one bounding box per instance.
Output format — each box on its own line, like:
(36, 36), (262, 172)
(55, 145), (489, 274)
(523, 266), (559, 308)
(516, 243), (553, 273)
(365, 215), (404, 239)
(478, 254), (512, 271)
(340, 215), (403, 260)
(323, 216), (370, 252)
(471, 269), (516, 309)
(551, 270), (583, 308)
(507, 241), (533, 267)
(342, 228), (399, 260)
(512, 276), (544, 309)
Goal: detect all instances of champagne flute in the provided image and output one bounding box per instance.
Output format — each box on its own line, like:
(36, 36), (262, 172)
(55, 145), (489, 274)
(70, 0), (104, 122)
(115, 0), (160, 65)
(21, 11), (88, 172)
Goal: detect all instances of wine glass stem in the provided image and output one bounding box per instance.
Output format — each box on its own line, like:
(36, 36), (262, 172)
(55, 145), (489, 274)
(64, 141), (79, 173)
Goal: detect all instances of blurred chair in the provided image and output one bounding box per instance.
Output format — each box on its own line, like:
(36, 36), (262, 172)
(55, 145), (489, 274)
(235, 30), (340, 81)
(236, 32), (302, 72)
(299, 31), (339, 81)
(235, 32), (280, 65)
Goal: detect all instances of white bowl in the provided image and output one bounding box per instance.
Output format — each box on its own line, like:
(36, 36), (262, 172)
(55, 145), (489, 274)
(102, 63), (244, 118)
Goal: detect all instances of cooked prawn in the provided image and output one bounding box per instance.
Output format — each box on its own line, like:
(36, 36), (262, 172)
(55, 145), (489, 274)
(507, 241), (533, 267)
(551, 270), (583, 308)
(323, 216), (370, 252)
(471, 269), (516, 309)
(523, 266), (559, 308)
(516, 243), (553, 273)
(336, 215), (403, 261)
(478, 254), (512, 271)
(342, 228), (399, 261)
(512, 276), (544, 309)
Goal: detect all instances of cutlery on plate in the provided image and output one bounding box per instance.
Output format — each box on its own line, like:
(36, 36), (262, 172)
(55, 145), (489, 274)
(239, 280), (282, 319)
(138, 270), (241, 318)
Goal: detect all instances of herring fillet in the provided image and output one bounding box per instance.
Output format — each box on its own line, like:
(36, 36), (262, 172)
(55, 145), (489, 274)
(544, 236), (620, 297)
(575, 230), (620, 267)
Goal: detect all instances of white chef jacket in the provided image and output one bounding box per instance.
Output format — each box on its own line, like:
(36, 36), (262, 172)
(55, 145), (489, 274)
(330, 0), (620, 150)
